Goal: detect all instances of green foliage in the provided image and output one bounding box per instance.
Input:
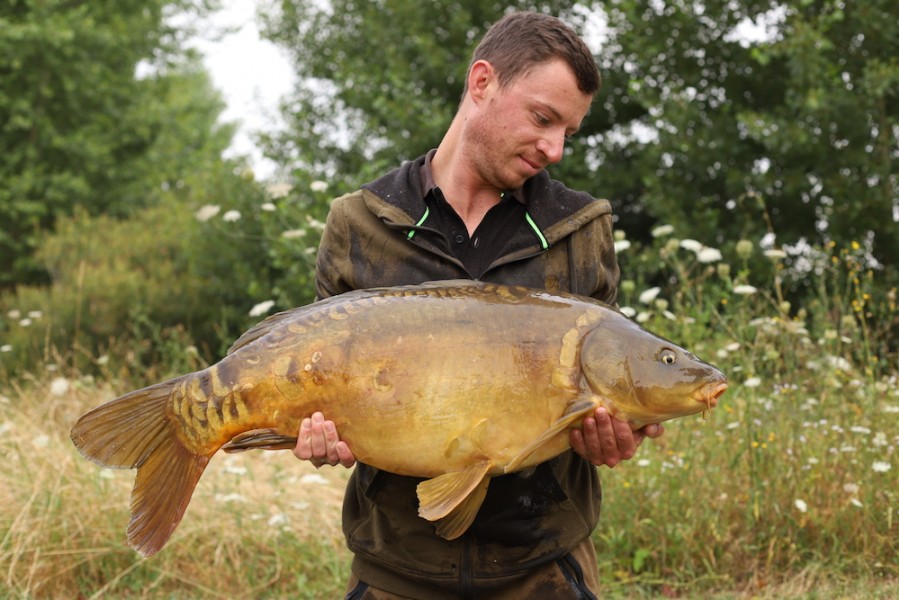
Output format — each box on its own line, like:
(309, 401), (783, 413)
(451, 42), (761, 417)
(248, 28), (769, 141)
(0, 164), (280, 382)
(597, 227), (898, 595)
(0, 0), (223, 288)
(260, 0), (898, 295)
(588, 0), (898, 285)
(257, 0), (592, 189)
(1, 229), (897, 598)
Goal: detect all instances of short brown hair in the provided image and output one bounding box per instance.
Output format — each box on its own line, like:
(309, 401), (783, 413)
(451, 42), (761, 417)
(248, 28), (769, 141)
(463, 11), (601, 96)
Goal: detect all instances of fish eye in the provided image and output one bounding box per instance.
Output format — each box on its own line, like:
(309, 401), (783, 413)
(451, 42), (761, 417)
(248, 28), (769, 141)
(659, 349), (677, 365)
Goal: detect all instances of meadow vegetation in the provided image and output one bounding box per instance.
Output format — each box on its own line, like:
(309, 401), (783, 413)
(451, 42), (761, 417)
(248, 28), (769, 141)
(1, 206), (895, 598)
(2, 1), (897, 597)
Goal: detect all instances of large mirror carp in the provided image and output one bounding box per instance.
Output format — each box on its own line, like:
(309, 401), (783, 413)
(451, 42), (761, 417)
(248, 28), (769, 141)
(71, 280), (727, 557)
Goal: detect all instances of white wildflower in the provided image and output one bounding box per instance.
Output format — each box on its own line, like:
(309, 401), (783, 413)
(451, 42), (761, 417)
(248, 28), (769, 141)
(281, 229), (306, 239)
(0, 344), (11, 353)
(764, 249), (787, 260)
(268, 512), (289, 527)
(637, 459), (651, 467)
(651, 224), (675, 238)
(223, 210), (241, 222)
(679, 239), (703, 253)
(743, 376), (762, 388)
(299, 473), (329, 485)
(794, 499), (808, 513)
(850, 426), (872, 435)
(6, 309), (21, 319)
(310, 180), (329, 193)
(825, 355), (852, 371)
(27, 311), (42, 319)
(19, 318), (32, 327)
(638, 287), (661, 304)
(613, 240), (631, 253)
(850, 498), (864, 508)
(807, 457), (819, 465)
(33, 434), (50, 449)
(96, 355), (109, 366)
(49, 377), (70, 396)
(636, 311), (652, 323)
(0, 421), (11, 434)
(884, 405), (899, 414)
(99, 469), (115, 480)
(215, 493), (247, 503)
(873, 432), (888, 447)
(733, 285), (758, 295)
(306, 217), (326, 230)
(697, 247), (723, 263)
(843, 483), (860, 494)
(726, 421), (740, 430)
(872, 461), (892, 473)
(619, 306), (636, 318)
(725, 342), (741, 352)
(223, 465), (248, 476)
(261, 202), (277, 212)
(249, 300), (276, 318)
(195, 204), (221, 222)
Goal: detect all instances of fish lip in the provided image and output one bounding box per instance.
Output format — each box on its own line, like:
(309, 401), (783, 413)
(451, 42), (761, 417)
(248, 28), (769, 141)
(697, 381), (728, 408)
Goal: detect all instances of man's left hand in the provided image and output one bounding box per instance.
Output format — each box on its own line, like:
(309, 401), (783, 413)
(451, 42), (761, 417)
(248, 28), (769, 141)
(569, 407), (664, 468)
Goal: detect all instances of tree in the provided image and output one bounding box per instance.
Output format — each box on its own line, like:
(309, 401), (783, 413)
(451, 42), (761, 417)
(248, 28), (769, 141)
(258, 1), (594, 188)
(581, 0), (898, 283)
(0, 0), (224, 289)
(260, 0), (897, 288)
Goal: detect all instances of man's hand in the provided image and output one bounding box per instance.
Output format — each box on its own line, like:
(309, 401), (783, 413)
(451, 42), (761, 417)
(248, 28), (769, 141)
(569, 407), (664, 468)
(293, 411), (356, 468)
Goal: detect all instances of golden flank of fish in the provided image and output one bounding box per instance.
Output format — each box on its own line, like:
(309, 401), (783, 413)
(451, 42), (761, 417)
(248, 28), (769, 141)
(71, 280), (727, 557)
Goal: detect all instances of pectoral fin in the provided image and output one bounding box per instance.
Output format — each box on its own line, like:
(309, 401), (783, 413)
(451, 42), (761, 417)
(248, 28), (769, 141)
(434, 475), (491, 540)
(221, 429), (298, 453)
(417, 460), (492, 522)
(503, 399), (598, 473)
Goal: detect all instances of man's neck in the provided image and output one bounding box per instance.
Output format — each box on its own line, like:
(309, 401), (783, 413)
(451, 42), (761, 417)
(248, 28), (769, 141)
(431, 123), (503, 236)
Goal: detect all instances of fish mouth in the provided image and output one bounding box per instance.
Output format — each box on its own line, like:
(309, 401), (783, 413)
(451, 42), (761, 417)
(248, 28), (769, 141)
(696, 381), (728, 409)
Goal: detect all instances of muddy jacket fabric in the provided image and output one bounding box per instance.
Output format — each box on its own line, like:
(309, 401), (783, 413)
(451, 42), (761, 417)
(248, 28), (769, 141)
(314, 153), (620, 599)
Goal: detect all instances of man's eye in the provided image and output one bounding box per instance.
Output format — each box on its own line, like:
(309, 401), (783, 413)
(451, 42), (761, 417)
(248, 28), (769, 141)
(534, 113), (550, 126)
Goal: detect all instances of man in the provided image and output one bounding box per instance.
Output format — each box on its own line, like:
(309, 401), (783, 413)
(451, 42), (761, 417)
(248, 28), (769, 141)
(293, 11), (663, 599)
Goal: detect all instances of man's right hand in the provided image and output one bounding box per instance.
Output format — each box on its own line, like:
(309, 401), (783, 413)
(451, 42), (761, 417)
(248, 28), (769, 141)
(293, 411), (356, 468)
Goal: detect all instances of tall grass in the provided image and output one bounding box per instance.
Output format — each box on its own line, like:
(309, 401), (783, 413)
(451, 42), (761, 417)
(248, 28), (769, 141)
(1, 227), (897, 597)
(0, 377), (352, 598)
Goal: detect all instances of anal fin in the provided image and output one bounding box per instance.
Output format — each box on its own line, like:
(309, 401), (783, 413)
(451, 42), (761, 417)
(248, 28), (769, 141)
(504, 398), (598, 473)
(434, 475), (491, 540)
(221, 428), (298, 453)
(417, 460), (492, 522)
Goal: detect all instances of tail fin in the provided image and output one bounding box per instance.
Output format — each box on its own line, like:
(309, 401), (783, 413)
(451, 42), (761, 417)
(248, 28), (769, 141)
(71, 375), (209, 557)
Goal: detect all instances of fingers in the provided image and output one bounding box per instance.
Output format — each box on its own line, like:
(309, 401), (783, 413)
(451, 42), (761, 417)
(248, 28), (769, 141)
(293, 411), (356, 468)
(570, 407), (645, 468)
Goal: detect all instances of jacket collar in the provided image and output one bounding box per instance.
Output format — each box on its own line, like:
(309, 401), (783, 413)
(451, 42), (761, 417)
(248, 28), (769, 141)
(361, 153), (603, 240)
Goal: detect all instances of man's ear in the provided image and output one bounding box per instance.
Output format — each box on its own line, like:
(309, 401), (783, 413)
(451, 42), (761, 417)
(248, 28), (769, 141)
(466, 59), (496, 104)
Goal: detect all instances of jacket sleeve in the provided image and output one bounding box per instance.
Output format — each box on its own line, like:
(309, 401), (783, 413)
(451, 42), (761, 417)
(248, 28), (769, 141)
(314, 195), (355, 301)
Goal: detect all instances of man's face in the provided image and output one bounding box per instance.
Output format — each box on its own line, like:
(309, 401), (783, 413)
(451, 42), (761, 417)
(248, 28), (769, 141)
(464, 58), (594, 191)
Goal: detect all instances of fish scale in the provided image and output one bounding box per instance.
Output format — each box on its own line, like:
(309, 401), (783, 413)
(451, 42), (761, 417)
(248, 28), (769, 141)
(71, 279), (727, 557)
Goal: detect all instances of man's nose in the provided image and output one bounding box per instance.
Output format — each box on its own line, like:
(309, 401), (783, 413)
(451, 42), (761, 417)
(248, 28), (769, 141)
(537, 130), (566, 164)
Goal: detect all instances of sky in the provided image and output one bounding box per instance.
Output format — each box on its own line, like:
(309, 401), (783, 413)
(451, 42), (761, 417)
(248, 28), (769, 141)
(190, 0), (295, 180)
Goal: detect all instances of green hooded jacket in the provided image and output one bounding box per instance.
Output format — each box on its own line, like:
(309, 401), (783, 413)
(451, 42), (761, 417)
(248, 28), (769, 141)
(314, 154), (620, 598)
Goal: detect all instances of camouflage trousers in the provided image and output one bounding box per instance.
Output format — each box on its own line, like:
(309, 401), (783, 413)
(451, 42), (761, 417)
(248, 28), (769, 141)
(344, 538), (600, 600)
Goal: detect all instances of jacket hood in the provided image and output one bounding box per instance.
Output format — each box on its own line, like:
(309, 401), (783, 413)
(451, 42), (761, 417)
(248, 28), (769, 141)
(361, 154), (610, 247)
